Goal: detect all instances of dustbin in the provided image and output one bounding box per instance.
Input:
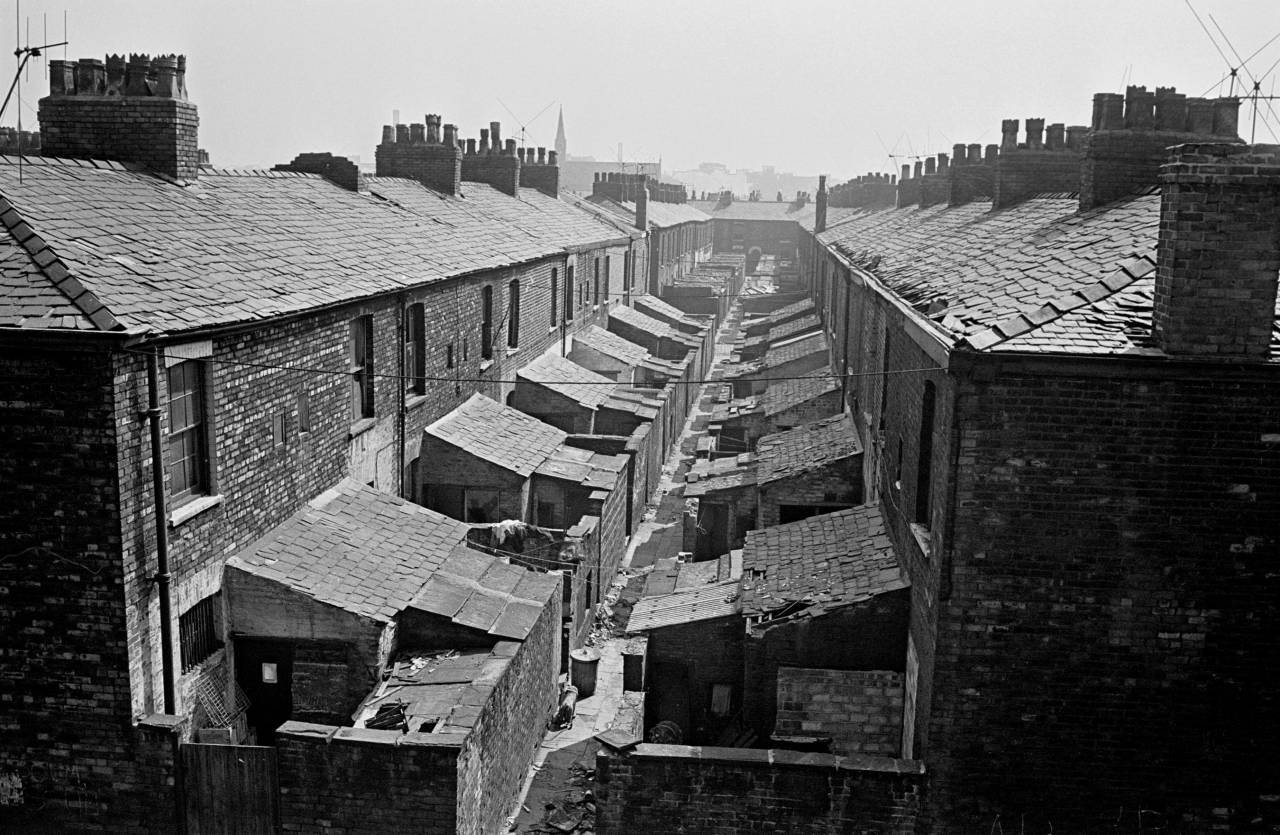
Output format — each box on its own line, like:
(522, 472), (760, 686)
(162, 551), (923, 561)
(569, 647), (601, 698)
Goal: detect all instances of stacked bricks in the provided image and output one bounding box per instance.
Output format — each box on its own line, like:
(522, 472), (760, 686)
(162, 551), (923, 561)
(829, 173), (898, 209)
(948, 142), (997, 206)
(273, 152), (364, 192)
(462, 122), (521, 196)
(1080, 85), (1241, 210)
(992, 117), (1083, 209)
(1153, 142), (1280, 358)
(774, 667), (904, 756)
(39, 55), (199, 180)
(595, 744), (925, 834)
(918, 153), (951, 208)
(375, 114), (462, 195)
(0, 127), (40, 154)
(896, 160), (924, 208)
(517, 145), (560, 196)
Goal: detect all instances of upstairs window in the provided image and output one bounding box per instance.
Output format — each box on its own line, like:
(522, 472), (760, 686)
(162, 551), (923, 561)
(179, 592), (222, 672)
(915, 382), (936, 525)
(167, 359), (210, 501)
(564, 266), (575, 321)
(508, 280), (521, 349)
(481, 286), (494, 360)
(593, 258), (601, 306)
(405, 303), (426, 395)
(550, 269), (559, 327)
(350, 315), (375, 420)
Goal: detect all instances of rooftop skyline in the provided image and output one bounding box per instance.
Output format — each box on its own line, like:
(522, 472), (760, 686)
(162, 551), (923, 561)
(0, 0), (1276, 180)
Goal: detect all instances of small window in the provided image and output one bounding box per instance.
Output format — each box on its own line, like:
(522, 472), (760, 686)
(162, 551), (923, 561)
(566, 265), (576, 319)
(915, 382), (936, 524)
(464, 488), (501, 523)
(622, 254), (631, 303)
(604, 256), (611, 302)
(179, 592), (222, 672)
(350, 315), (374, 420)
(296, 390), (311, 434)
(446, 343), (455, 369)
(593, 258), (600, 306)
(481, 286), (494, 360)
(508, 280), (521, 349)
(710, 683), (733, 716)
(405, 303), (426, 395)
(167, 359), (210, 501)
(271, 412), (287, 447)
(550, 268), (559, 326)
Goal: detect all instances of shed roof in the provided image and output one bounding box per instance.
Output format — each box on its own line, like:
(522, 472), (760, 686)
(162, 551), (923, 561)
(626, 580), (742, 632)
(741, 504), (906, 620)
(425, 392), (567, 477)
(516, 352), (618, 410)
(759, 367), (839, 416)
(755, 414), (860, 484)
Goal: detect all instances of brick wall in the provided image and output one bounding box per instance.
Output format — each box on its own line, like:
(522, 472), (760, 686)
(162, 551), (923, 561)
(743, 593), (910, 741)
(276, 723), (462, 833)
(596, 744), (924, 833)
(927, 357), (1280, 829)
(757, 459), (863, 528)
(775, 668), (904, 756)
(455, 590), (561, 834)
(39, 96), (200, 180)
(646, 615), (744, 744)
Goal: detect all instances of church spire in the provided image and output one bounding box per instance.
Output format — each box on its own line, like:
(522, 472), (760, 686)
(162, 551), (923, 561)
(554, 106), (567, 162)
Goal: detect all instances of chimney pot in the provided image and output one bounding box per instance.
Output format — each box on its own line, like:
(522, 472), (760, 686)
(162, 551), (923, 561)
(1001, 119), (1019, 151)
(1045, 123), (1065, 150)
(985, 144), (999, 164)
(537, 147), (546, 164)
(395, 124), (410, 144)
(381, 125), (395, 144)
(1124, 85), (1156, 129)
(410, 123), (425, 143)
(901, 163), (910, 181)
(426, 115), (441, 144)
(77, 58), (107, 96)
(548, 150), (557, 165)
(1212, 98), (1241, 138)
(478, 129), (489, 154)
(1154, 87), (1187, 131)
(466, 137), (477, 155)
(1025, 118), (1045, 149)
(1092, 93), (1125, 130)
(1186, 98), (1215, 134)
(953, 143), (967, 165)
(48, 59), (75, 96)
(505, 138), (517, 156)
(925, 157), (937, 175)
(1065, 126), (1088, 150)
(443, 123), (458, 147)
(153, 54), (180, 98)
(123, 54), (151, 96)
(913, 160), (924, 178)
(490, 121), (501, 150)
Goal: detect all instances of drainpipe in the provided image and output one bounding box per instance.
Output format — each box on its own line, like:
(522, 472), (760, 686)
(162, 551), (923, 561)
(397, 294), (407, 498)
(840, 270), (852, 410)
(146, 347), (177, 715)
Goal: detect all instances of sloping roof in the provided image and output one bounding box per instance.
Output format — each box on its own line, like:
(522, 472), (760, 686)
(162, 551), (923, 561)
(764, 332), (827, 367)
(755, 414), (860, 484)
(817, 192), (1161, 344)
(759, 367), (839, 416)
(226, 480), (557, 637)
(367, 177), (631, 252)
(632, 294), (709, 330)
(688, 199), (862, 232)
(768, 314), (822, 344)
(684, 454), (757, 496)
(741, 505), (906, 620)
(0, 158), (561, 335)
(626, 580), (742, 632)
(516, 352), (617, 409)
(610, 303), (699, 347)
(0, 227), (95, 329)
(744, 298), (815, 333)
(353, 645), (515, 735)
(585, 195), (710, 230)
(425, 392), (567, 477)
(574, 324), (651, 366)
(534, 443), (627, 489)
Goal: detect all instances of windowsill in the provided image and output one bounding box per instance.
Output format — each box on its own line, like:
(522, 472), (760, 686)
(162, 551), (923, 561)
(349, 417), (377, 439)
(479, 359), (494, 372)
(170, 494), (223, 528)
(909, 522), (932, 560)
(405, 393), (429, 411)
(548, 325), (559, 335)
(505, 347), (520, 357)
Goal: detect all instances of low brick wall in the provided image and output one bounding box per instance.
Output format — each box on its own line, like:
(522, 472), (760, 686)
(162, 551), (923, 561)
(775, 668), (904, 756)
(596, 743), (924, 833)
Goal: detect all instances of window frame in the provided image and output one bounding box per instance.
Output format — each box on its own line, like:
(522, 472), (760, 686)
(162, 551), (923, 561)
(507, 280), (521, 349)
(405, 302), (426, 396)
(179, 592), (223, 672)
(350, 315), (375, 421)
(166, 358), (211, 503)
(550, 268), (559, 327)
(480, 285), (494, 360)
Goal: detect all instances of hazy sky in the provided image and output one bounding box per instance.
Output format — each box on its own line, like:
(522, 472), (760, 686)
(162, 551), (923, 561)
(2, 1), (1278, 181)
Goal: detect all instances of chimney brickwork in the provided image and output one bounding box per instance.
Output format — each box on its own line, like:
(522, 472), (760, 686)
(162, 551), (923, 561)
(375, 114), (462, 196)
(461, 124), (521, 196)
(1081, 85), (1241, 211)
(518, 146), (560, 197)
(828, 173), (896, 209)
(948, 142), (997, 206)
(274, 152), (364, 192)
(992, 118), (1084, 209)
(39, 54), (199, 180)
(1153, 142), (1280, 359)
(919, 153), (950, 207)
(814, 175), (828, 234)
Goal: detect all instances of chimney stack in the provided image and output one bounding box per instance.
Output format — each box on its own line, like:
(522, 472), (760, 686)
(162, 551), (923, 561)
(462, 124), (521, 195)
(375, 111), (463, 195)
(519, 144), (561, 197)
(992, 115), (1084, 209)
(1080, 84), (1241, 211)
(815, 174), (829, 234)
(274, 152), (364, 192)
(1153, 142), (1280, 359)
(39, 53), (199, 180)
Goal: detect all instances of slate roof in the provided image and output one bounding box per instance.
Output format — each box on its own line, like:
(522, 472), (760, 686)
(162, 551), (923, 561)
(534, 444), (628, 491)
(817, 192), (1162, 345)
(632, 294), (709, 331)
(724, 332), (829, 381)
(516, 352), (618, 410)
(684, 454), (757, 496)
(744, 298), (815, 333)
(586, 195), (710, 230)
(768, 314), (822, 344)
(425, 393), (567, 477)
(610, 303), (699, 348)
(0, 227), (95, 329)
(0, 158), (569, 335)
(755, 414), (860, 485)
(574, 324), (649, 366)
(226, 479), (558, 636)
(759, 367), (839, 416)
(626, 580), (742, 632)
(368, 178), (631, 252)
(741, 504), (907, 620)
(688, 199), (862, 232)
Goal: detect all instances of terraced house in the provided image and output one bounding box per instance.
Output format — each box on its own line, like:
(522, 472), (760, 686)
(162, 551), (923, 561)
(0, 53), (688, 833)
(799, 86), (1280, 829)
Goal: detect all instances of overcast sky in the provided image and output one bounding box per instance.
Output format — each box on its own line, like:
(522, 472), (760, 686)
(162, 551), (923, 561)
(3, 1), (1278, 181)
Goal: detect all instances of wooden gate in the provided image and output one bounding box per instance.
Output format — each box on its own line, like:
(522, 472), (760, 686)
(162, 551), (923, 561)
(181, 743), (279, 834)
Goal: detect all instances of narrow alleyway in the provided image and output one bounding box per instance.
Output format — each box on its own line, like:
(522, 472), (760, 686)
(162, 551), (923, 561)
(506, 299), (745, 834)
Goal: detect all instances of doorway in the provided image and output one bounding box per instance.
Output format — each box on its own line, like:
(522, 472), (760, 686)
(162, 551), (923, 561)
(234, 639), (293, 744)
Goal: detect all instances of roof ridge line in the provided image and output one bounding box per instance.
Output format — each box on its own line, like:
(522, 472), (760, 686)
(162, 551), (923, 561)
(0, 193), (122, 331)
(961, 248), (1157, 352)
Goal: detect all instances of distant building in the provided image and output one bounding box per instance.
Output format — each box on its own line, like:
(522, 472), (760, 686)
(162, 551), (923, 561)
(555, 108), (662, 193)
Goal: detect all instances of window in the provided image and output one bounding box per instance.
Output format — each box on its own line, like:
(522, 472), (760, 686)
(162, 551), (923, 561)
(593, 258), (600, 306)
(296, 390), (311, 434)
(878, 323), (891, 429)
(179, 592), (222, 672)
(710, 683), (733, 716)
(915, 382), (936, 524)
(550, 268), (559, 326)
(507, 280), (521, 349)
(604, 255), (611, 303)
(622, 254), (631, 303)
(405, 303), (426, 395)
(446, 343), (455, 369)
(565, 265), (575, 319)
(350, 315), (374, 420)
(167, 359), (209, 501)
(480, 286), (493, 360)
(271, 412), (287, 447)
